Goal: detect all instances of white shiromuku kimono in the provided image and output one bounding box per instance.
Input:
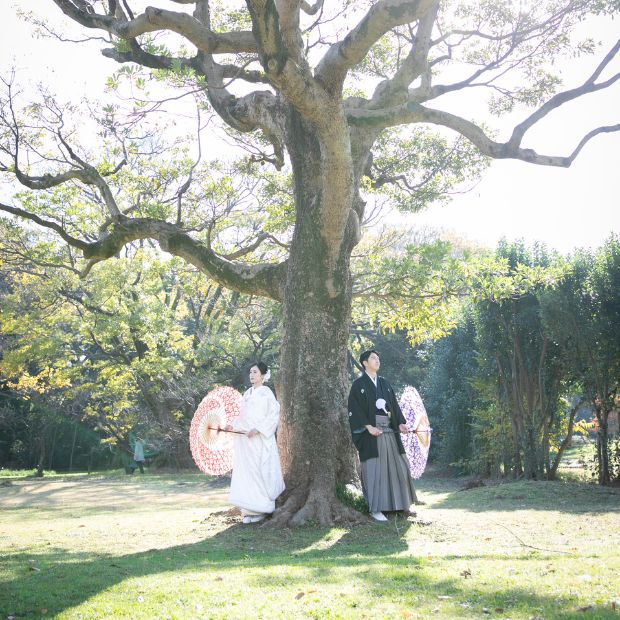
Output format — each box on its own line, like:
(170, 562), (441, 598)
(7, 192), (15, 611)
(228, 385), (285, 514)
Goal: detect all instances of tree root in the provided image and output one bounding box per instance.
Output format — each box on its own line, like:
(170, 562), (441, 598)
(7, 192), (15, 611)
(267, 487), (367, 527)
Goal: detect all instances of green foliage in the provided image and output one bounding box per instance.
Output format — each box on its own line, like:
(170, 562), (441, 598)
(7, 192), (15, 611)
(439, 0), (610, 115)
(422, 238), (620, 482)
(369, 127), (489, 212)
(352, 233), (465, 345)
(422, 310), (480, 472)
(0, 226), (283, 471)
(335, 481), (369, 513)
(538, 235), (620, 483)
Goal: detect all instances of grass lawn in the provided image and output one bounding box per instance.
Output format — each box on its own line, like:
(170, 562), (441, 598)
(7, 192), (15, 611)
(1, 470), (619, 619)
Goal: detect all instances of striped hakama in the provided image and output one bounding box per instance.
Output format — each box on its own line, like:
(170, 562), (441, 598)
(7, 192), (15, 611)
(360, 414), (417, 512)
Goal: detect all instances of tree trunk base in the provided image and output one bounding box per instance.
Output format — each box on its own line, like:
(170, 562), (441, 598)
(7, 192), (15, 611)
(268, 488), (367, 527)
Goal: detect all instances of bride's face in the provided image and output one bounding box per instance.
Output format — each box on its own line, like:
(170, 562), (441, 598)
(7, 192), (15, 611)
(249, 366), (263, 385)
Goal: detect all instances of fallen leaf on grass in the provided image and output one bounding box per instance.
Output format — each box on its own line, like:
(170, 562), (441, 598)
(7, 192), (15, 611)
(399, 610), (413, 618)
(295, 592), (305, 600)
(214, 577), (223, 581)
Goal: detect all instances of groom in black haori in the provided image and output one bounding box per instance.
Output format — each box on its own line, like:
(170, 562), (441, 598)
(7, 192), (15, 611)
(348, 350), (418, 521)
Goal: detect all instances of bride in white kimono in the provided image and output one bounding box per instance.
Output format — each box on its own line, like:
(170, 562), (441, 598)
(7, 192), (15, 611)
(226, 362), (285, 524)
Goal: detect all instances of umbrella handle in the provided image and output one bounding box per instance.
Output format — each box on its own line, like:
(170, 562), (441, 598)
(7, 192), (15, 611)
(205, 426), (247, 435)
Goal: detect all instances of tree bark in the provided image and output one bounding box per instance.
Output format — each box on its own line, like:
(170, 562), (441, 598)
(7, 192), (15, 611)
(595, 407), (611, 485)
(35, 427), (46, 478)
(271, 108), (363, 526)
(69, 422), (78, 472)
(548, 399), (582, 481)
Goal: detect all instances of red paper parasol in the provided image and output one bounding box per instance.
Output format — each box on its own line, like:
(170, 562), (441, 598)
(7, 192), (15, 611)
(399, 386), (432, 479)
(190, 386), (242, 475)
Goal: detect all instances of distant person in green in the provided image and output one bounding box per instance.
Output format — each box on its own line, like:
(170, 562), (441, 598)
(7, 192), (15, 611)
(130, 438), (146, 474)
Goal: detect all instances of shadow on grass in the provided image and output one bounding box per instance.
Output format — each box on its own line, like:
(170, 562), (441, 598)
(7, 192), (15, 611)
(2, 518), (617, 619)
(430, 479), (620, 514)
(0, 475), (227, 518)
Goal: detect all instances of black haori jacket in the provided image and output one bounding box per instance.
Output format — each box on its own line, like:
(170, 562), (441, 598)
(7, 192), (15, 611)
(347, 373), (407, 462)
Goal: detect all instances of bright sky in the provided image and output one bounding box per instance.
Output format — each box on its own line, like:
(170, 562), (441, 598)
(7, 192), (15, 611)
(1, 3), (619, 255)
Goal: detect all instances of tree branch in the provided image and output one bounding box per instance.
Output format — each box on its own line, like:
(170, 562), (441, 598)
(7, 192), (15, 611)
(51, 0), (257, 54)
(369, 1), (439, 108)
(221, 232), (269, 259)
(101, 44), (198, 71)
(508, 38), (620, 148)
(0, 203), (286, 300)
(347, 100), (620, 167)
(0, 202), (90, 251)
(315, 0), (438, 92)
(245, 0), (329, 125)
(301, 0), (323, 16)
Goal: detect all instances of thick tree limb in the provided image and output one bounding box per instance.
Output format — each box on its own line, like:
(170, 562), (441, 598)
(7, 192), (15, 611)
(246, 0), (329, 126)
(301, 0), (323, 16)
(0, 203), (286, 300)
(51, 0), (257, 54)
(103, 44), (268, 84)
(12, 167), (90, 191)
(369, 1), (439, 109)
(315, 0), (438, 92)
(347, 99), (620, 167)
(102, 44), (198, 71)
(275, 0), (305, 64)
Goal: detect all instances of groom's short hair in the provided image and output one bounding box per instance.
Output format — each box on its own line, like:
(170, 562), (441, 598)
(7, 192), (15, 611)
(359, 349), (379, 367)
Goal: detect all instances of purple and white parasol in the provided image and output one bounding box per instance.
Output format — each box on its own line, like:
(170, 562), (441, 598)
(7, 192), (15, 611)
(399, 386), (432, 479)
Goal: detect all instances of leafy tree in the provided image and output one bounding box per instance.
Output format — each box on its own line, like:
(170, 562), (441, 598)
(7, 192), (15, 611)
(1, 1), (619, 523)
(472, 242), (568, 479)
(540, 236), (620, 484)
(0, 223), (282, 472)
(422, 308), (480, 473)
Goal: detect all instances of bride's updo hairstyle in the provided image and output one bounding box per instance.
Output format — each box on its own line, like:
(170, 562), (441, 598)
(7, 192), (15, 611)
(250, 361), (269, 376)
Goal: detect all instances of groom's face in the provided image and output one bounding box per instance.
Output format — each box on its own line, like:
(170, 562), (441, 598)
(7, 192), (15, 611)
(364, 352), (380, 373)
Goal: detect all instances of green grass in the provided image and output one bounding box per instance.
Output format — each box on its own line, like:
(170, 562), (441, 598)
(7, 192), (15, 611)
(1, 471), (619, 619)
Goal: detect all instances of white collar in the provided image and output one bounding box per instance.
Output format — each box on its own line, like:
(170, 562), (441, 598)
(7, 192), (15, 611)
(365, 372), (378, 385)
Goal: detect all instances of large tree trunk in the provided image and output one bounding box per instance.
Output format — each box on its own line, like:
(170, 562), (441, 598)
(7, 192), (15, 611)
(271, 109), (363, 526)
